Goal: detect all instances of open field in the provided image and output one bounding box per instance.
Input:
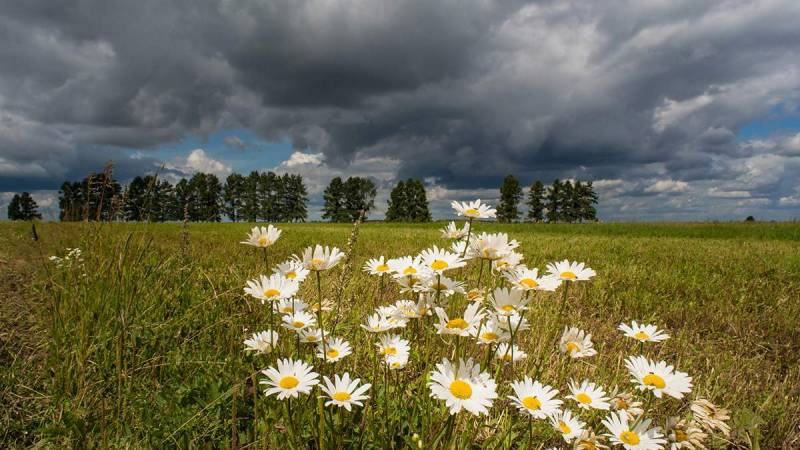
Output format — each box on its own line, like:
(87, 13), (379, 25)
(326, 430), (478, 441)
(1, 221), (799, 448)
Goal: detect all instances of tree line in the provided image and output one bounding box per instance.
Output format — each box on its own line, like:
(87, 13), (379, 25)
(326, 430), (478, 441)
(7, 192), (42, 220)
(496, 176), (598, 223)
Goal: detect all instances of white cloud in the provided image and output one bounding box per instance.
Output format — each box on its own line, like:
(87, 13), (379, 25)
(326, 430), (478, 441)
(172, 149), (233, 178)
(707, 187), (751, 198)
(779, 196), (800, 206)
(283, 151), (324, 168)
(644, 179), (690, 194)
(653, 93), (714, 132)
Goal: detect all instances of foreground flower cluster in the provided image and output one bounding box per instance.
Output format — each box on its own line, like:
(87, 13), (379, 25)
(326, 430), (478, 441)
(237, 200), (730, 448)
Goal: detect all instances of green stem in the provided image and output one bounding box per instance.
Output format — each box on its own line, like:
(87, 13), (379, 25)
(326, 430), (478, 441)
(460, 218), (473, 258)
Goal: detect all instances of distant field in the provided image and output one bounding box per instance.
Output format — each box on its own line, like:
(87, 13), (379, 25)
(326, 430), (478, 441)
(1, 221), (799, 448)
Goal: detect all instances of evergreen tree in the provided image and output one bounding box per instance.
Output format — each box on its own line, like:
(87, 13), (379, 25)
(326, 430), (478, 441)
(545, 179), (562, 223)
(496, 174), (523, 223)
(322, 177), (347, 222)
(258, 171), (279, 221)
(123, 176), (147, 221)
(223, 173), (245, 222)
(58, 181), (84, 221)
(407, 179), (431, 222)
(7, 194), (21, 220)
(153, 180), (176, 222)
(560, 180), (577, 223)
(174, 179), (191, 221)
(577, 181), (598, 222)
(343, 177), (377, 221)
(18, 193), (42, 220)
(282, 174), (308, 222)
(83, 171), (122, 221)
(526, 180), (545, 222)
(385, 180), (407, 222)
(241, 171), (260, 222)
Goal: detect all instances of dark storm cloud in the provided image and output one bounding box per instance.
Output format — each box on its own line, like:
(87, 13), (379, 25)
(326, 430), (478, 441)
(1, 0), (800, 219)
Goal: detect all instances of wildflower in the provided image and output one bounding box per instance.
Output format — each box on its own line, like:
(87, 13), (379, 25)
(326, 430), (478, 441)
(494, 343), (527, 362)
(505, 267), (562, 292)
(492, 251), (524, 273)
(297, 244), (345, 271)
(567, 379), (611, 410)
(468, 232), (519, 260)
(241, 225), (281, 248)
(609, 388), (644, 420)
(316, 337), (352, 363)
(273, 260), (310, 282)
(626, 356), (692, 399)
(361, 312), (393, 333)
(386, 352), (409, 370)
(375, 334), (410, 358)
(441, 221), (469, 239)
(260, 358), (319, 400)
(546, 260), (596, 281)
(363, 256), (391, 276)
(574, 430), (609, 450)
(274, 298), (309, 315)
(391, 299), (431, 319)
(476, 318), (510, 344)
(244, 273), (299, 303)
(602, 411), (666, 450)
(490, 287), (530, 316)
(299, 328), (323, 344)
(560, 327), (598, 358)
(507, 377), (563, 419)
(243, 330), (279, 354)
(413, 275), (465, 297)
(387, 256), (424, 279)
(665, 417), (708, 450)
(434, 302), (485, 337)
(497, 313), (531, 332)
(418, 246), (466, 274)
(690, 398), (730, 437)
(451, 199), (497, 219)
(550, 409), (585, 443)
(429, 358), (498, 416)
(466, 288), (486, 303)
(281, 311), (317, 332)
(619, 321), (670, 343)
(319, 373), (371, 411)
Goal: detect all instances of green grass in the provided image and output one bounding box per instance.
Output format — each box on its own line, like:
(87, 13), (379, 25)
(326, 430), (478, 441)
(1, 221), (799, 448)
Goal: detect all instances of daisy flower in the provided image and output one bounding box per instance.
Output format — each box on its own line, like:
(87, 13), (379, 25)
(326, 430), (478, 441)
(466, 288), (486, 303)
(297, 245), (345, 271)
(241, 225), (281, 248)
(441, 221), (469, 239)
(363, 256), (391, 276)
(494, 343), (527, 363)
(505, 267), (562, 292)
(560, 327), (598, 358)
(375, 334), (411, 357)
(690, 398), (730, 437)
(619, 321), (670, 343)
(567, 379), (611, 410)
(419, 246), (466, 274)
(360, 312), (393, 333)
(451, 199), (497, 219)
(376, 306), (408, 329)
(260, 358), (319, 400)
(550, 409), (585, 443)
(546, 259), (596, 282)
(498, 313), (530, 333)
(625, 356), (693, 399)
(508, 377), (563, 419)
(602, 411), (666, 450)
(476, 318), (510, 344)
(282, 311), (317, 332)
(574, 430), (609, 450)
(319, 373), (371, 411)
(244, 274), (299, 303)
(274, 298), (309, 315)
(429, 358), (498, 416)
(317, 337), (352, 363)
(391, 299), (431, 319)
(468, 232), (519, 260)
(490, 287), (530, 316)
(386, 352), (409, 370)
(492, 251), (524, 273)
(272, 260), (310, 282)
(413, 275), (465, 297)
(434, 302), (485, 337)
(610, 388), (644, 420)
(243, 330), (279, 354)
(299, 328), (323, 344)
(386, 256), (423, 279)
(665, 417), (708, 450)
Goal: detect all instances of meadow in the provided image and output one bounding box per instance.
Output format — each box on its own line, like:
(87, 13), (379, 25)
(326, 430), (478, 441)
(1, 218), (799, 449)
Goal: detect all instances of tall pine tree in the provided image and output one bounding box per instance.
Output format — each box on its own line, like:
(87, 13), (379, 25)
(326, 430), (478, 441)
(545, 179), (562, 223)
(223, 173), (245, 222)
(343, 177), (377, 221)
(496, 175), (523, 223)
(526, 180), (545, 222)
(322, 177), (347, 222)
(385, 180), (407, 222)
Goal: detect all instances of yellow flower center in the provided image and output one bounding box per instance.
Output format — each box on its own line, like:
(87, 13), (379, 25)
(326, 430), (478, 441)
(292, 321), (305, 328)
(465, 208), (478, 215)
(503, 352), (513, 361)
(446, 318), (468, 329)
(376, 264), (389, 272)
(383, 346), (397, 355)
(561, 271), (577, 279)
(257, 236), (270, 246)
(501, 304), (516, 312)
(332, 392), (351, 402)
(566, 342), (581, 354)
(575, 393), (592, 404)
(675, 430), (688, 442)
(279, 376), (299, 389)
(643, 373), (666, 389)
(431, 259), (449, 270)
(559, 421), (572, 434)
(432, 283), (447, 291)
(449, 380), (472, 399)
(263, 289), (280, 298)
(280, 306), (294, 314)
(521, 396), (541, 410)
(403, 266), (417, 275)
(311, 258), (325, 268)
(285, 271), (297, 279)
(326, 349), (339, 359)
(620, 431), (640, 445)
(481, 332), (499, 341)
(391, 361), (401, 368)
(520, 278), (538, 288)
(306, 335), (318, 342)
(467, 290), (482, 300)
(634, 331), (650, 341)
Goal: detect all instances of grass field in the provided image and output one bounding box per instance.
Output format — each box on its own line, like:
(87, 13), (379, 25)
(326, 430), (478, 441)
(1, 220), (799, 448)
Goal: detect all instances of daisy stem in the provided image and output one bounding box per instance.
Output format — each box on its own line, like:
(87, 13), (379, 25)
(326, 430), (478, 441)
(476, 258), (484, 288)
(632, 395), (655, 428)
(262, 247), (268, 269)
(460, 218), (473, 258)
(558, 281), (570, 322)
(316, 271), (327, 362)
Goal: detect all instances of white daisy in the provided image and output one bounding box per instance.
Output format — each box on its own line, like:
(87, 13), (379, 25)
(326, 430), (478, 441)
(281, 311), (317, 332)
(387, 256), (424, 279)
(507, 377), (563, 419)
(316, 337), (352, 363)
(391, 299), (432, 319)
(505, 267), (562, 292)
(363, 256), (391, 276)
(299, 328), (323, 344)
(434, 302), (485, 337)
(625, 356), (692, 399)
(375, 334), (411, 358)
(429, 358), (498, 416)
(492, 251), (524, 273)
(468, 232), (519, 260)
(272, 260), (310, 283)
(244, 273), (299, 303)
(413, 275), (465, 297)
(549, 409), (586, 443)
(619, 321), (670, 343)
(490, 287), (530, 316)
(567, 379), (611, 410)
(260, 358), (320, 400)
(273, 298), (309, 315)
(475, 318), (510, 344)
(386, 352), (410, 370)
(441, 221), (470, 239)
(241, 225), (282, 248)
(319, 373), (371, 411)
(546, 260), (596, 282)
(602, 411), (666, 450)
(243, 330), (279, 354)
(297, 245), (345, 271)
(418, 246), (466, 274)
(494, 343), (527, 363)
(498, 313), (531, 333)
(451, 199), (497, 219)
(360, 312), (393, 333)
(559, 327), (598, 358)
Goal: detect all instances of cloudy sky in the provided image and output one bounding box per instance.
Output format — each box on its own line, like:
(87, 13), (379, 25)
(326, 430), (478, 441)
(2, 0), (800, 221)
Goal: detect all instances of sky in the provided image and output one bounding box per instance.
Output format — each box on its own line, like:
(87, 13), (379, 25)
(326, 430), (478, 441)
(1, 0), (799, 221)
